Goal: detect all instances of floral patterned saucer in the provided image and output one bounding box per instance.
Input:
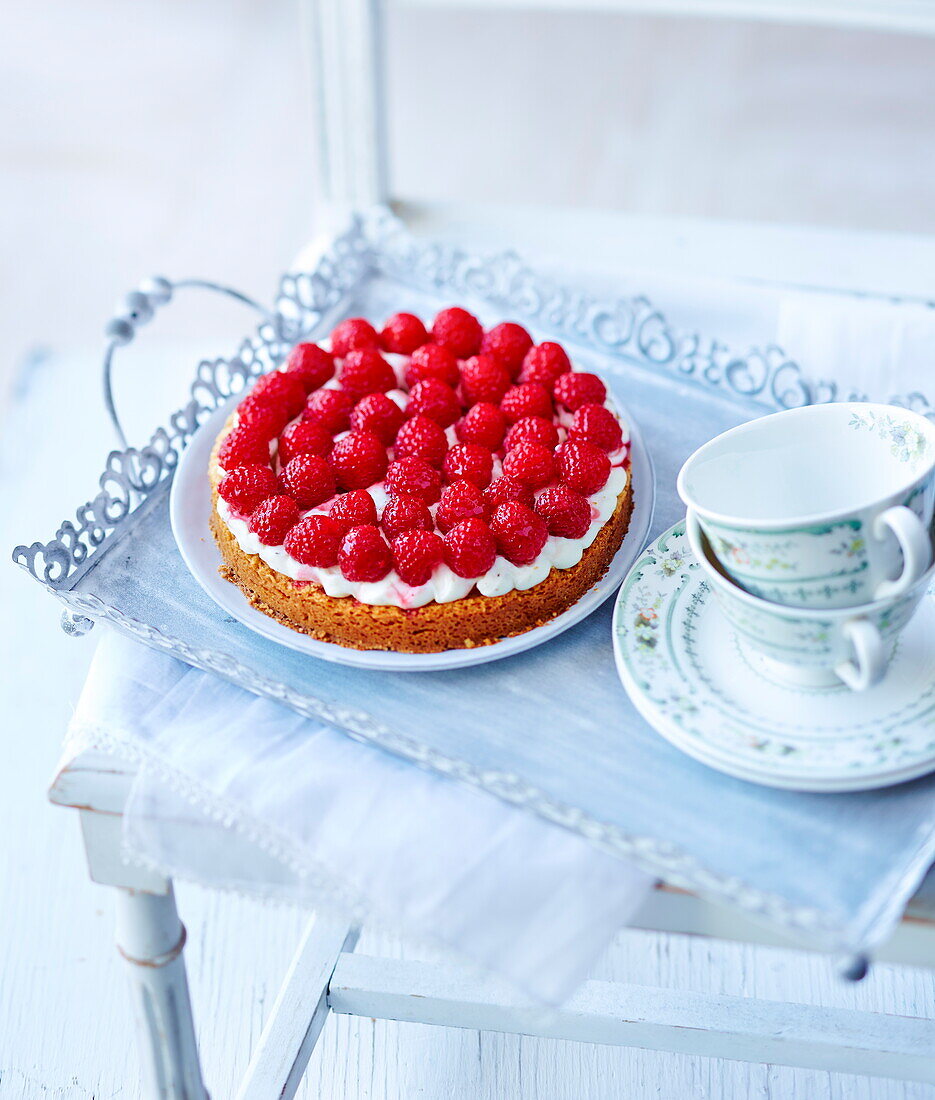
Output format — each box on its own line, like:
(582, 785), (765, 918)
(613, 520), (935, 792)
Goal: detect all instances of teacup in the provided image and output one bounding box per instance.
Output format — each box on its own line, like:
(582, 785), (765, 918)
(677, 402), (935, 609)
(685, 509), (934, 691)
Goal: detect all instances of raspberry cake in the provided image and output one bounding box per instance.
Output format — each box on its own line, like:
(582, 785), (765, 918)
(209, 307), (633, 653)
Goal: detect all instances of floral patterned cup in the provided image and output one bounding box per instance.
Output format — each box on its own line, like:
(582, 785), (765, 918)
(677, 403), (935, 609)
(685, 510), (934, 690)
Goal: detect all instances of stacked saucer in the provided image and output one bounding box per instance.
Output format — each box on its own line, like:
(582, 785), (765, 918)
(614, 403), (935, 792)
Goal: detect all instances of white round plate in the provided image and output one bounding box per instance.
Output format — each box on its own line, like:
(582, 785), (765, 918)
(613, 520), (935, 792)
(170, 396), (655, 672)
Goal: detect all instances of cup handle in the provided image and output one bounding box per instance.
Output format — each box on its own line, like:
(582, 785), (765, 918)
(872, 505), (932, 601)
(835, 618), (886, 691)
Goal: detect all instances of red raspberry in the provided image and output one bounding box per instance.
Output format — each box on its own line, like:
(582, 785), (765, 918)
(442, 443), (493, 489)
(554, 371), (606, 412)
(534, 485), (591, 538)
(218, 426), (270, 470)
(380, 312), (428, 355)
(236, 401), (289, 440)
(349, 392), (405, 446)
(519, 342), (572, 386)
(404, 343), (459, 389)
(483, 476), (534, 512)
(239, 374), (306, 434)
(249, 495), (300, 546)
(459, 354), (511, 407)
(384, 457), (442, 504)
(558, 440), (611, 494)
(381, 494), (433, 540)
(283, 344), (334, 392)
(236, 400), (283, 437)
(490, 502), (548, 565)
(239, 402), (288, 440)
(504, 415), (559, 452)
(499, 382), (553, 425)
(480, 322), (533, 376)
(339, 347), (396, 397)
(329, 430), (388, 491)
(406, 379), (461, 429)
(303, 388), (354, 433)
(501, 441), (555, 488)
(443, 518), (497, 578)
(455, 402), (507, 450)
(331, 318), (379, 358)
(394, 415), (448, 467)
(569, 403), (623, 452)
(329, 489), (378, 533)
(284, 514), (343, 567)
(247, 371), (307, 417)
(436, 480), (487, 534)
(277, 419), (332, 466)
(218, 463), (279, 514)
(338, 525), (392, 582)
(281, 453), (337, 507)
(431, 307), (483, 358)
(392, 530), (445, 586)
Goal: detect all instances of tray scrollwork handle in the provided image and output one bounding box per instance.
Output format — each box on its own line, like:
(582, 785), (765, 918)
(103, 277), (276, 451)
(10, 277), (280, 603)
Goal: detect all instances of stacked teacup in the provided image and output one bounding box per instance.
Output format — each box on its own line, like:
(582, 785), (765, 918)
(677, 402), (935, 691)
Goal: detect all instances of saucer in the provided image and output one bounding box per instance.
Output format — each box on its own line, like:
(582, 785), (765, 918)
(612, 520), (935, 792)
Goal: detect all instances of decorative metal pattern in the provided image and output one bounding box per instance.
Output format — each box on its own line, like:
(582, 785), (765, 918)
(355, 207), (935, 416)
(103, 276), (279, 450)
(275, 220), (374, 339)
(12, 207), (934, 591)
(12, 221), (379, 590)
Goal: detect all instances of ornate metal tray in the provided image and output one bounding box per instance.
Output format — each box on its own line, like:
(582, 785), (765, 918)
(15, 208), (935, 951)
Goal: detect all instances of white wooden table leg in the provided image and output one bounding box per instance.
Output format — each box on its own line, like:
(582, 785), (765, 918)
(115, 885), (209, 1100)
(237, 914), (359, 1100)
(72, 803), (209, 1099)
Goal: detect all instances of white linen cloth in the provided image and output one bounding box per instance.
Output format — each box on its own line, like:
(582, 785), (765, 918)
(775, 290), (935, 400)
(69, 629), (654, 1004)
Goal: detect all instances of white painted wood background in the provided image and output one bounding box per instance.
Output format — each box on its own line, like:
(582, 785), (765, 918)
(3, 3), (935, 1096)
(3, 3), (934, 395)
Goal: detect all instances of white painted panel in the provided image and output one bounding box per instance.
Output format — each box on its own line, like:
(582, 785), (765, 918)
(79, 810), (169, 894)
(397, 0), (935, 37)
(114, 888), (208, 1099)
(237, 916), (358, 1100)
(330, 953), (935, 1082)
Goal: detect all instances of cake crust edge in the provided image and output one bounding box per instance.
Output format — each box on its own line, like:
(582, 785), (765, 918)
(208, 416), (633, 654)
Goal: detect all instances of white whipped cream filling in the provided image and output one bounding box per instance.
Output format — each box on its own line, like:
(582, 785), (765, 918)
(217, 353), (630, 607)
(216, 465), (627, 608)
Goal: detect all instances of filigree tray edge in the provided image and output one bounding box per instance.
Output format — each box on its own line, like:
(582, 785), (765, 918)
(13, 206), (935, 592)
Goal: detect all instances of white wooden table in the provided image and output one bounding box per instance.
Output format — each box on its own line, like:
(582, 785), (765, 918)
(44, 736), (935, 1100)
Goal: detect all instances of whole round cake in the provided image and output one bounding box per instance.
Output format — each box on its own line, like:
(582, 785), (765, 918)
(209, 307), (633, 653)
